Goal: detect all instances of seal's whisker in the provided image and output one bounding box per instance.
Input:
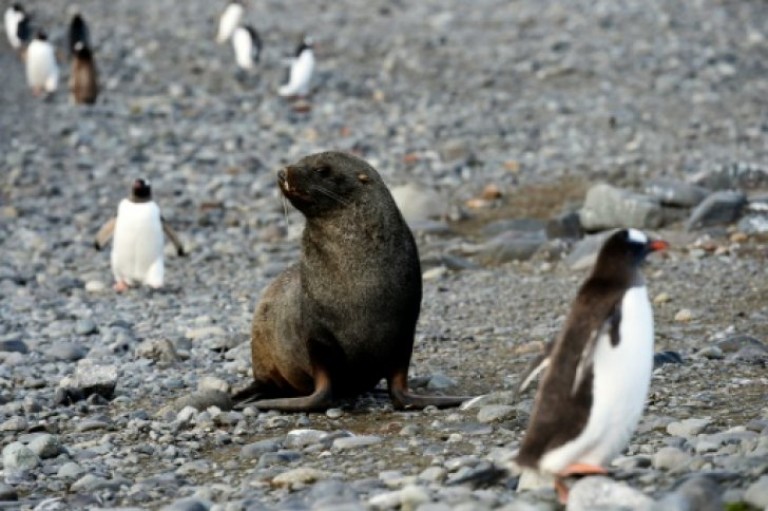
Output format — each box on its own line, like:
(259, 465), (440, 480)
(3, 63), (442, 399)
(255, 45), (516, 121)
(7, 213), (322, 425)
(312, 185), (352, 207)
(281, 193), (291, 228)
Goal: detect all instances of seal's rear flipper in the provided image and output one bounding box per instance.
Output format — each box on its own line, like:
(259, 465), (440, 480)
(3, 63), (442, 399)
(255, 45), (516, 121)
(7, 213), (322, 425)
(388, 370), (472, 410)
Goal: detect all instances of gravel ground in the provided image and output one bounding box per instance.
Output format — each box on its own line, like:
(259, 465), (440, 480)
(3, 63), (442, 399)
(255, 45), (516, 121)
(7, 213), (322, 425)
(1, 0), (768, 510)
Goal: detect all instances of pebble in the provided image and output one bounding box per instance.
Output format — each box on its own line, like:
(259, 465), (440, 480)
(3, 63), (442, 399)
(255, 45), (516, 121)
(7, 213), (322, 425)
(579, 183), (662, 230)
(2, 442), (40, 472)
(674, 309), (694, 322)
(27, 434), (61, 458)
(667, 418), (711, 437)
(744, 475), (768, 509)
(272, 467), (331, 488)
(652, 446), (691, 472)
(332, 435), (383, 451)
(161, 497), (212, 511)
(566, 476), (653, 510)
(477, 405), (516, 423)
(685, 191), (747, 231)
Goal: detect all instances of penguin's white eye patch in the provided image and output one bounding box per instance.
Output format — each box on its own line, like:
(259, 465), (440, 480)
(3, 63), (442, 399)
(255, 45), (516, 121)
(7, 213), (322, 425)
(627, 228), (647, 244)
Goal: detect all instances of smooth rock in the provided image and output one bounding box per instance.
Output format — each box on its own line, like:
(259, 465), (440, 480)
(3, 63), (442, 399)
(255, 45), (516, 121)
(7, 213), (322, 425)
(579, 183), (663, 230)
(546, 211), (583, 240)
(2, 442), (39, 472)
(59, 361), (118, 400)
(0, 337), (28, 354)
(652, 446), (691, 471)
(161, 497), (212, 511)
(48, 342), (88, 362)
(667, 418), (711, 437)
(157, 389), (233, 416)
(477, 405), (516, 423)
(272, 467), (331, 488)
(644, 179), (709, 207)
(333, 435), (383, 451)
(685, 191), (747, 230)
(57, 462), (85, 479)
(567, 476), (653, 511)
(391, 183), (446, 224)
(744, 475), (768, 509)
(738, 215), (768, 235)
(27, 434), (61, 459)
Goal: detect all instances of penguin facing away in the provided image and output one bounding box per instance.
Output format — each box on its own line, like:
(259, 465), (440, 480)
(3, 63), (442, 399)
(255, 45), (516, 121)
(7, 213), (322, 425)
(216, 1), (244, 44)
(4, 3), (29, 49)
(278, 35), (315, 97)
(68, 13), (90, 56)
(232, 24), (261, 70)
(94, 179), (186, 292)
(70, 41), (99, 104)
(25, 30), (59, 96)
(516, 228), (668, 504)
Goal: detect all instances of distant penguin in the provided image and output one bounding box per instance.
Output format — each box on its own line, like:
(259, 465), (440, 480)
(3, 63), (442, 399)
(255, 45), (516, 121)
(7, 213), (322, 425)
(516, 228), (668, 504)
(216, 1), (244, 44)
(94, 179), (186, 292)
(25, 31), (59, 96)
(70, 41), (98, 104)
(278, 35), (315, 98)
(4, 3), (29, 50)
(68, 13), (90, 56)
(232, 24), (261, 70)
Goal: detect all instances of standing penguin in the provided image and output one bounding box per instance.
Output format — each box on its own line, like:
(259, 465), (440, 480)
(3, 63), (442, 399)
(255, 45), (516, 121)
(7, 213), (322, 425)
(94, 179), (186, 292)
(70, 41), (98, 104)
(216, 1), (244, 44)
(4, 3), (29, 50)
(232, 24), (261, 70)
(68, 13), (90, 56)
(25, 30), (59, 96)
(278, 35), (315, 98)
(516, 228), (668, 504)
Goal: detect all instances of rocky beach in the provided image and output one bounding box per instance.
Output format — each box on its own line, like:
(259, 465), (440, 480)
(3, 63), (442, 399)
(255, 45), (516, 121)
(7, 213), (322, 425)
(1, 0), (767, 510)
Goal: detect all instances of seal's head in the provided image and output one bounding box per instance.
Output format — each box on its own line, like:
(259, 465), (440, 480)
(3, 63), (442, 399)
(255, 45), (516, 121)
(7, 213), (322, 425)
(277, 151), (381, 218)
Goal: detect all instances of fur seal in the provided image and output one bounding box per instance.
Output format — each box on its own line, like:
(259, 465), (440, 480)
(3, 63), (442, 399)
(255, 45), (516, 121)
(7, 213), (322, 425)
(243, 151), (469, 412)
(70, 41), (98, 104)
(94, 179), (185, 292)
(516, 228), (668, 503)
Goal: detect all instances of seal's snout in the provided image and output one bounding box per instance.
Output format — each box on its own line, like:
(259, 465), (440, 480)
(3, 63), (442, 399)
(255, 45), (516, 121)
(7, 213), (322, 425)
(277, 168), (290, 192)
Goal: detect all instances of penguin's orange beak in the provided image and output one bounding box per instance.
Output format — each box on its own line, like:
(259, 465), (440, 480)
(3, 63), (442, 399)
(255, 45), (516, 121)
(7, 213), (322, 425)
(649, 239), (669, 252)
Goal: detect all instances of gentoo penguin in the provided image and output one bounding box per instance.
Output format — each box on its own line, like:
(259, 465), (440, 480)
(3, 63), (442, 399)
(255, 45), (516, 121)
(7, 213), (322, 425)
(278, 35), (315, 98)
(68, 13), (90, 56)
(94, 179), (186, 292)
(70, 41), (98, 104)
(25, 31), (59, 96)
(216, 1), (244, 44)
(232, 24), (261, 70)
(4, 3), (28, 49)
(516, 228), (668, 503)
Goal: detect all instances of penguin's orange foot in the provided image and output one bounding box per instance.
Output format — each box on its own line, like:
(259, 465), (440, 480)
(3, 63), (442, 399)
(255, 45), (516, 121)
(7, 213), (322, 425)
(555, 477), (570, 505)
(113, 281), (128, 292)
(558, 463), (607, 477)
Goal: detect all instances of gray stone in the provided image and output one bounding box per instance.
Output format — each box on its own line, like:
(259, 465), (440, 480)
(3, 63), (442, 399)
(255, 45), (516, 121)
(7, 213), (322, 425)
(59, 361), (118, 400)
(644, 179), (709, 207)
(567, 476), (653, 510)
(48, 342), (87, 362)
(667, 418), (711, 437)
(685, 191), (747, 230)
(272, 467), (331, 488)
(477, 405), (516, 423)
(652, 476), (722, 511)
(579, 183), (663, 230)
(546, 211), (583, 240)
(161, 497), (212, 511)
(332, 435), (383, 450)
(481, 218), (548, 238)
(157, 389), (233, 416)
(70, 474), (130, 492)
(135, 338), (181, 364)
(74, 319), (98, 336)
(285, 429), (329, 449)
(27, 434), (62, 459)
(240, 438), (282, 459)
(463, 231), (547, 265)
(738, 215), (768, 235)
(516, 468), (554, 492)
(0, 416), (28, 432)
(0, 483), (17, 501)
(693, 162), (768, 190)
(744, 475), (768, 509)
(2, 442), (40, 472)
(0, 336), (28, 354)
(652, 446), (691, 472)
(57, 462), (85, 479)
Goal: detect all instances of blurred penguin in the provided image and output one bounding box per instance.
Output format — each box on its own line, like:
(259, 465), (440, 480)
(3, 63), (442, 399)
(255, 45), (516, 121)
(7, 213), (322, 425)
(232, 24), (260, 70)
(25, 30), (59, 96)
(278, 35), (314, 98)
(68, 13), (90, 56)
(216, 1), (243, 44)
(94, 179), (186, 292)
(70, 41), (98, 104)
(4, 3), (30, 50)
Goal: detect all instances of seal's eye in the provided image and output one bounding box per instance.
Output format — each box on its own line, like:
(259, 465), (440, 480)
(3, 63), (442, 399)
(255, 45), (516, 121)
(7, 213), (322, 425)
(357, 173), (370, 183)
(314, 165), (331, 175)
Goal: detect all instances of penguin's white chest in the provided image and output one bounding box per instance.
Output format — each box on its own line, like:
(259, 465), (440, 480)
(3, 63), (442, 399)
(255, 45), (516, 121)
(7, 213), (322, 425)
(232, 27), (255, 69)
(279, 50), (314, 96)
(5, 9), (23, 48)
(540, 286), (654, 472)
(26, 40), (59, 92)
(217, 3), (243, 44)
(111, 200), (165, 287)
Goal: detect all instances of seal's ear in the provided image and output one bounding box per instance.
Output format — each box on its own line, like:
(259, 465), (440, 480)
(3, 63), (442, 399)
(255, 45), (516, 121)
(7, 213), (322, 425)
(357, 173), (370, 183)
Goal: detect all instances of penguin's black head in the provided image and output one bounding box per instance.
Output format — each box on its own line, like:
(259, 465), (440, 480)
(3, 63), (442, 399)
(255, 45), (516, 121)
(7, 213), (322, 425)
(12, 3), (24, 13)
(597, 228), (668, 275)
(131, 179), (152, 201)
(295, 35), (313, 56)
(36, 30), (48, 41)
